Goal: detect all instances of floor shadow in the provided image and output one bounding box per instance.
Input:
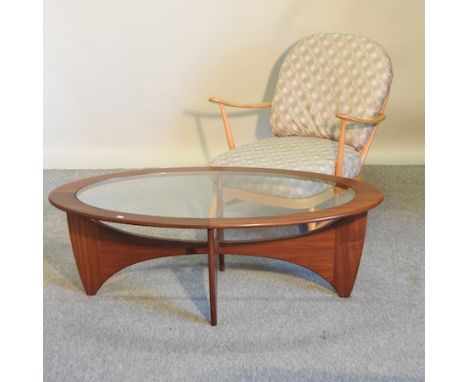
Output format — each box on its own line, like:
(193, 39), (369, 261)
(168, 257), (212, 322)
(220, 255), (336, 295)
(117, 253), (336, 323)
(112, 287), (208, 325)
(99, 257), (212, 324)
(129, 257), (212, 322)
(43, 256), (83, 294)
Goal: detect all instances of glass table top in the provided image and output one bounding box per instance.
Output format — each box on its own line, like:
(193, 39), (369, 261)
(76, 169), (355, 220)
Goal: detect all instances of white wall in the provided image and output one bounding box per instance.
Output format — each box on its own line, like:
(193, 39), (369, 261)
(44, 0), (424, 168)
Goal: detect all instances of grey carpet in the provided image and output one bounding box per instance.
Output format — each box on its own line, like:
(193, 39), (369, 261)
(43, 166), (424, 382)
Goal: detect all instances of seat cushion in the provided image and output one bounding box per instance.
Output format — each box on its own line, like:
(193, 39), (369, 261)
(211, 137), (361, 198)
(212, 136), (361, 178)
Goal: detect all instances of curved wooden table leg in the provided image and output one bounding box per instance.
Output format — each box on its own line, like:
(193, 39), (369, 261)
(66, 211), (367, 326)
(219, 212), (368, 297)
(332, 213), (367, 297)
(66, 213), (207, 296)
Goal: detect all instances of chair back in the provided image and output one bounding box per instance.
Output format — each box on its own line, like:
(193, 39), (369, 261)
(270, 33), (393, 150)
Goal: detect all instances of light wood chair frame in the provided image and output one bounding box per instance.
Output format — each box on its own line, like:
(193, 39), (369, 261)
(208, 95), (389, 178)
(208, 94), (389, 231)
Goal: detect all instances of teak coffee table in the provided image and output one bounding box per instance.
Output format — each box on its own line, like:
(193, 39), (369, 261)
(49, 167), (383, 326)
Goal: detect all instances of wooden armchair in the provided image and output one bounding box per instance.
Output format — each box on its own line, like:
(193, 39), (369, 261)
(209, 33), (393, 180)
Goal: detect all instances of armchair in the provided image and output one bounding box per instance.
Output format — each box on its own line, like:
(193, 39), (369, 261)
(209, 33), (393, 179)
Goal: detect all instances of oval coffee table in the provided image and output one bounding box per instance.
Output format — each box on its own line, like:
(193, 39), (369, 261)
(49, 166), (383, 326)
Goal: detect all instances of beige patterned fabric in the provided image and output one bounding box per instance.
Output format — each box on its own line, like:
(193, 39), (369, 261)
(270, 33), (393, 150)
(219, 172), (332, 199)
(212, 136), (361, 198)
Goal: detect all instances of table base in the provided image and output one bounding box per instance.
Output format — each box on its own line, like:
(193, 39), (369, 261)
(66, 212), (368, 326)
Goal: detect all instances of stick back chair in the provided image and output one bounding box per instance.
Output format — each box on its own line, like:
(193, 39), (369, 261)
(209, 33), (393, 182)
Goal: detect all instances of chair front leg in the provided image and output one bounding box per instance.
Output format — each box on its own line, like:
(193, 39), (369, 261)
(335, 119), (347, 177)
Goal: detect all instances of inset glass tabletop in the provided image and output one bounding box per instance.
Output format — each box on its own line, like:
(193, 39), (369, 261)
(76, 169), (354, 220)
(49, 167), (383, 229)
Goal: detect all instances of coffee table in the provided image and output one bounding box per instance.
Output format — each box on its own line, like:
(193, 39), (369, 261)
(49, 167), (383, 326)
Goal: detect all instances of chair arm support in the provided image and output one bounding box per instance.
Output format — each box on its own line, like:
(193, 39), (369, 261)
(208, 97), (272, 109)
(336, 113), (385, 125)
(208, 97), (272, 150)
(334, 113), (385, 177)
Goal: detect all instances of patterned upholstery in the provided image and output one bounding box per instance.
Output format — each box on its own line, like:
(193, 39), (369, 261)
(219, 172), (331, 199)
(211, 34), (391, 195)
(270, 33), (393, 150)
(212, 136), (361, 198)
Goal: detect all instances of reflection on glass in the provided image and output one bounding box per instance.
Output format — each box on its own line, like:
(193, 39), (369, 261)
(77, 170), (355, 219)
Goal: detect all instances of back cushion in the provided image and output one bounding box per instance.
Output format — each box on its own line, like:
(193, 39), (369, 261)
(270, 34), (393, 150)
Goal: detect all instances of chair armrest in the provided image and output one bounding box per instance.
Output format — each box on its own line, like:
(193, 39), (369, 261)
(336, 113), (385, 125)
(208, 97), (272, 150)
(208, 97), (271, 109)
(334, 113), (385, 177)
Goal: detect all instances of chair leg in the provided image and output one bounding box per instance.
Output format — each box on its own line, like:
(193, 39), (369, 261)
(219, 254), (225, 271)
(217, 229), (225, 271)
(306, 222), (317, 232)
(354, 170), (364, 181)
(306, 204), (317, 231)
(207, 228), (218, 326)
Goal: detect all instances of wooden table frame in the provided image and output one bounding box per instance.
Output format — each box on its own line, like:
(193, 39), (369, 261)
(49, 167), (383, 326)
